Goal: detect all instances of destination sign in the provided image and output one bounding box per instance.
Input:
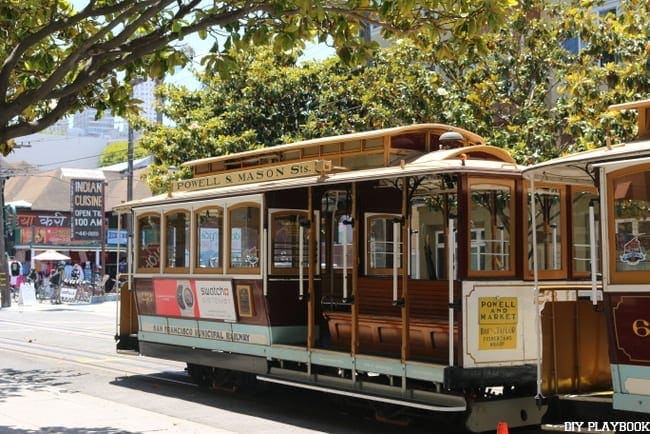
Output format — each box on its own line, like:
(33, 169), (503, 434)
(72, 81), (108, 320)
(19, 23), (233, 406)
(171, 160), (331, 193)
(478, 296), (518, 350)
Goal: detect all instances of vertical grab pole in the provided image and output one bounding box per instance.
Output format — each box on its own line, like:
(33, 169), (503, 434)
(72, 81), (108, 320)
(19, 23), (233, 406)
(448, 216), (455, 367)
(530, 178), (543, 400)
(299, 225), (304, 299)
(392, 221), (400, 303)
(342, 220), (348, 300)
(589, 200), (598, 306)
(263, 229), (268, 296)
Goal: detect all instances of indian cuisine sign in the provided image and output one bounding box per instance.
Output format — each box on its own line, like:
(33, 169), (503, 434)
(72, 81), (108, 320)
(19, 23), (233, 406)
(171, 160), (331, 193)
(70, 178), (104, 241)
(478, 297), (518, 350)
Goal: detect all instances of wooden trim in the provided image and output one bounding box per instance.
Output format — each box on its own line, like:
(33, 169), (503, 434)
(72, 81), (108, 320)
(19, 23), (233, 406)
(307, 188), (315, 349)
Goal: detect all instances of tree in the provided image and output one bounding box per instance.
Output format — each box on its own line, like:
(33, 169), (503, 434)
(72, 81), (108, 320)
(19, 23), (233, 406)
(0, 0), (515, 155)
(99, 140), (149, 167)
(137, 0), (649, 188)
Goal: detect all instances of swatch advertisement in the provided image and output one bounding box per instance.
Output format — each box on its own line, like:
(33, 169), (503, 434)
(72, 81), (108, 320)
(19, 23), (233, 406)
(152, 278), (237, 321)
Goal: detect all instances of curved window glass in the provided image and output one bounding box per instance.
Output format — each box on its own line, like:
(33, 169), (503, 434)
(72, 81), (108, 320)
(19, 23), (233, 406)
(195, 206), (223, 272)
(137, 213), (161, 271)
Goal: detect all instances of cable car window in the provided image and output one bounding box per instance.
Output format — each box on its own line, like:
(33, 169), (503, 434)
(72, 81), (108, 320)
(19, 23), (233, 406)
(228, 203), (260, 272)
(137, 213), (160, 271)
(366, 214), (401, 275)
(165, 210), (190, 270)
(195, 206), (223, 272)
(525, 184), (567, 279)
(572, 188), (599, 277)
(270, 210), (311, 274)
(611, 167), (650, 277)
(468, 179), (514, 275)
(320, 191), (352, 270)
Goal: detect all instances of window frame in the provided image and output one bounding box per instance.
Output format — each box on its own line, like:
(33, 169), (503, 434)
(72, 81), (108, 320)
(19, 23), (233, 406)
(571, 186), (599, 279)
(227, 201), (261, 275)
(607, 163), (650, 284)
(135, 212), (162, 273)
(163, 208), (191, 273)
(466, 177), (516, 278)
(365, 212), (402, 276)
(523, 182), (568, 280)
(194, 205), (224, 274)
(268, 209), (317, 275)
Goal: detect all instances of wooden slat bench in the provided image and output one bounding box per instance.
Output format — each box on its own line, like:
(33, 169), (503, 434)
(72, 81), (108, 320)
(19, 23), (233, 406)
(323, 277), (458, 361)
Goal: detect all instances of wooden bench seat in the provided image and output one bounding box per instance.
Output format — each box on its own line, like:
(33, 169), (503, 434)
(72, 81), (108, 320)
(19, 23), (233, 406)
(323, 277), (459, 361)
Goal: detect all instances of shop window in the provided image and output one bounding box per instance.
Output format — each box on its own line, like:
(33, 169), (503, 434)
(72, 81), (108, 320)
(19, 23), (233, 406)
(165, 210), (190, 271)
(228, 203), (261, 273)
(137, 213), (160, 271)
(195, 206), (223, 273)
(525, 184), (567, 279)
(468, 179), (514, 276)
(609, 165), (650, 283)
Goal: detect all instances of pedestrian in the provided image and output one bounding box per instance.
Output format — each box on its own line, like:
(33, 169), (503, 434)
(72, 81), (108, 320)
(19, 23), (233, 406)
(49, 264), (63, 304)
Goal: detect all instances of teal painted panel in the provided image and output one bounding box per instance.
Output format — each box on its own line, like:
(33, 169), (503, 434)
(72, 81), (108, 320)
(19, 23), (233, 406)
(405, 362), (445, 383)
(310, 351), (354, 369)
(611, 363), (650, 393)
(613, 392), (650, 413)
(355, 356), (405, 377)
(267, 345), (310, 363)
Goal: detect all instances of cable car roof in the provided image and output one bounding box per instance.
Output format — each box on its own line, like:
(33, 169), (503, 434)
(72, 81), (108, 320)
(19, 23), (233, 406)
(117, 144), (521, 212)
(523, 139), (650, 185)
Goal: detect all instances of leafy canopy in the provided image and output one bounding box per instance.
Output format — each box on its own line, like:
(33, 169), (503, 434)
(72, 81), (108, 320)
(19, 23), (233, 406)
(0, 0), (515, 154)
(138, 0), (649, 191)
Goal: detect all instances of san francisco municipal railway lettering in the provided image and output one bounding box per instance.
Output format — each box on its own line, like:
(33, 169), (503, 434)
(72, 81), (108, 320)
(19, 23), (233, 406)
(171, 160), (328, 193)
(148, 322), (259, 343)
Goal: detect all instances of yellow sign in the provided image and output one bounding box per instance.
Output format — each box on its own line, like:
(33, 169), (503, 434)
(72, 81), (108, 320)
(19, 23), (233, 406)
(478, 297), (518, 350)
(172, 160), (331, 193)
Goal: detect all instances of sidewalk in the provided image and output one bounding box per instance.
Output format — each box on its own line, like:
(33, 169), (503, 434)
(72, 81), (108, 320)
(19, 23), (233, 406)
(1, 292), (119, 311)
(0, 384), (235, 433)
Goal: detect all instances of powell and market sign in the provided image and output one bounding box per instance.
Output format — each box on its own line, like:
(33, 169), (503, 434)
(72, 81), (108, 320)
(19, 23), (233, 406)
(171, 160), (332, 193)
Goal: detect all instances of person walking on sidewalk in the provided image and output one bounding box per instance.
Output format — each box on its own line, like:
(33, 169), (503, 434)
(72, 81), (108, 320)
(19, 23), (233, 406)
(49, 263), (64, 304)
